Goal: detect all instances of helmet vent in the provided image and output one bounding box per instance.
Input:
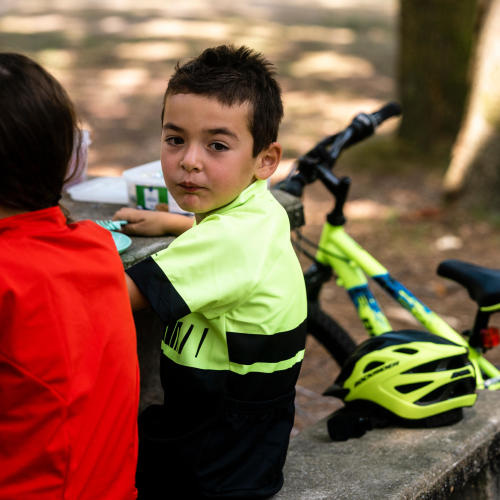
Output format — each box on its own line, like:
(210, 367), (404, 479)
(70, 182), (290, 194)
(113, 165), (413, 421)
(395, 381), (432, 394)
(363, 361), (384, 373)
(416, 378), (475, 405)
(393, 347), (418, 355)
(402, 354), (468, 374)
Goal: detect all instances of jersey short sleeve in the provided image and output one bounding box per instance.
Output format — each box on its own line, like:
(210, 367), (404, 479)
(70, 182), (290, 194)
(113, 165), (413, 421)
(152, 214), (257, 320)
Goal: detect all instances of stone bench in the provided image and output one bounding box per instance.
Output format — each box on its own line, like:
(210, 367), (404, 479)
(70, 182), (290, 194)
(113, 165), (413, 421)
(276, 390), (500, 499)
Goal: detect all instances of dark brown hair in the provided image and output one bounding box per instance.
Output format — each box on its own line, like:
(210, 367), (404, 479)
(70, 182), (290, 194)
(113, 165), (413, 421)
(162, 45), (284, 157)
(0, 53), (79, 211)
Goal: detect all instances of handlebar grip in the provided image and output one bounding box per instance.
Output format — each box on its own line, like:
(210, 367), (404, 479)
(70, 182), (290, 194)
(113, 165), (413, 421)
(370, 101), (402, 126)
(290, 101), (402, 186)
(347, 101), (402, 147)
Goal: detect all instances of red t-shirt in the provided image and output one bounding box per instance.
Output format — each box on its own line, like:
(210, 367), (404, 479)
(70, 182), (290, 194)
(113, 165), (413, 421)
(0, 206), (139, 500)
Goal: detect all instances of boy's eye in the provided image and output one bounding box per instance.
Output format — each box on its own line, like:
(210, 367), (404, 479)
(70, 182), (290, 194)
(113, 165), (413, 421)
(209, 142), (228, 152)
(165, 136), (184, 146)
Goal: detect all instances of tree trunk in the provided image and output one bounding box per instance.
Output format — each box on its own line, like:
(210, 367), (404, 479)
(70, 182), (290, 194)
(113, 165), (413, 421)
(398, 0), (479, 155)
(443, 0), (500, 203)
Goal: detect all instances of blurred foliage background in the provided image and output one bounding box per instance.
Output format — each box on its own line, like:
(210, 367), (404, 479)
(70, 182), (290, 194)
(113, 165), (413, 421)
(1, 0), (499, 208)
(0, 0), (398, 173)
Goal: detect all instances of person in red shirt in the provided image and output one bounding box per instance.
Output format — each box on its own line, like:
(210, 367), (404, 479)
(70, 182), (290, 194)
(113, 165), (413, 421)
(0, 53), (139, 499)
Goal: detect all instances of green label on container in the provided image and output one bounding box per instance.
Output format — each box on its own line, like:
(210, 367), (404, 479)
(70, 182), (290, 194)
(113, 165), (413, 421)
(136, 185), (168, 210)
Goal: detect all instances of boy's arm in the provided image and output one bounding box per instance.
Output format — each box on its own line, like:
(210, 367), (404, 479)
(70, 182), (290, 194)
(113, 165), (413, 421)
(113, 207), (194, 236)
(126, 274), (149, 311)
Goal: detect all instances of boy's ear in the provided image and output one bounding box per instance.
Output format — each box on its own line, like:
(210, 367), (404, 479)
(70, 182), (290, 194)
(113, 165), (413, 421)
(255, 142), (282, 180)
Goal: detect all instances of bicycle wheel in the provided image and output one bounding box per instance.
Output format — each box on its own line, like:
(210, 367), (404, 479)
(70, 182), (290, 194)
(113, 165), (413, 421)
(307, 300), (357, 367)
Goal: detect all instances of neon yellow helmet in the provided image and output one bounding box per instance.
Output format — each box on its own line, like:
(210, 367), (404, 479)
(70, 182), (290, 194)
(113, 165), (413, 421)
(325, 330), (477, 440)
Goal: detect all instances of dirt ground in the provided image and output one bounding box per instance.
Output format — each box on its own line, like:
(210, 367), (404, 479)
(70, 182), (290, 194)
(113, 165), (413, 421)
(2, 0), (499, 435)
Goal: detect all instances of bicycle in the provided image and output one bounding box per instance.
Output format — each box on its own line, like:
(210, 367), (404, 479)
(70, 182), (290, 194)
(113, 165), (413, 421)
(276, 102), (500, 393)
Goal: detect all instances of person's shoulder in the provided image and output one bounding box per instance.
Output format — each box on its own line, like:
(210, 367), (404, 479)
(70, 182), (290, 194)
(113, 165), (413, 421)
(194, 214), (247, 252)
(245, 188), (291, 237)
(71, 219), (113, 237)
(155, 215), (236, 267)
(234, 187), (288, 225)
(69, 220), (119, 251)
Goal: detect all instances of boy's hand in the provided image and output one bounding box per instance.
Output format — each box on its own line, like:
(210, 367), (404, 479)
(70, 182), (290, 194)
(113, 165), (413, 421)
(113, 207), (193, 236)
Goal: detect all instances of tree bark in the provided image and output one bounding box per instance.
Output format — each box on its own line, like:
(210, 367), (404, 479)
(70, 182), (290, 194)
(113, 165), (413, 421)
(398, 0), (479, 155)
(443, 0), (500, 201)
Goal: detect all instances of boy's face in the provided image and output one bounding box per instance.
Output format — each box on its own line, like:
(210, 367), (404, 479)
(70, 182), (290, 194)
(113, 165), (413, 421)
(161, 93), (280, 221)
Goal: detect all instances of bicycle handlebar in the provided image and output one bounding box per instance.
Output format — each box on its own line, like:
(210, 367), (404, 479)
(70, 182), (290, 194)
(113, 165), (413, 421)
(344, 101), (402, 149)
(369, 101), (402, 126)
(277, 102), (402, 198)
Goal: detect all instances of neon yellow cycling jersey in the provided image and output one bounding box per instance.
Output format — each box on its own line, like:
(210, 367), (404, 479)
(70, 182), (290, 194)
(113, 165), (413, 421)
(154, 180), (306, 376)
(127, 179), (307, 497)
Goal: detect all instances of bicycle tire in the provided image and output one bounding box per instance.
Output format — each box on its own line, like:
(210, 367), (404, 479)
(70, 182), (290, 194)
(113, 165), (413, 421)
(307, 300), (357, 367)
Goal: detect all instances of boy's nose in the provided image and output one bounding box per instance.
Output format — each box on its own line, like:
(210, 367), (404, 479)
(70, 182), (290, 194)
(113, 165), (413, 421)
(181, 145), (202, 172)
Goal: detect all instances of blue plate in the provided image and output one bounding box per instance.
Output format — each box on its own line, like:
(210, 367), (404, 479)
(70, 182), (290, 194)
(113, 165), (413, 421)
(111, 231), (132, 254)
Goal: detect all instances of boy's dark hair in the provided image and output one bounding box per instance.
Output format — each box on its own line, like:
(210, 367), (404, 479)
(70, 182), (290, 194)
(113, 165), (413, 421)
(163, 45), (284, 157)
(0, 53), (79, 211)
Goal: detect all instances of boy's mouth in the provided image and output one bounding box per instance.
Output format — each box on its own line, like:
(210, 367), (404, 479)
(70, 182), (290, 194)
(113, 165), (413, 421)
(179, 182), (203, 192)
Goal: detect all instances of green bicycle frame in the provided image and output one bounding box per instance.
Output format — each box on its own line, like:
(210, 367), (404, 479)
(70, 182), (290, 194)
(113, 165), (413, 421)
(315, 221), (500, 390)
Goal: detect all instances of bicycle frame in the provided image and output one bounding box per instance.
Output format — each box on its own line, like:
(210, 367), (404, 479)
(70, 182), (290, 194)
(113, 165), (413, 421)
(314, 220), (500, 390)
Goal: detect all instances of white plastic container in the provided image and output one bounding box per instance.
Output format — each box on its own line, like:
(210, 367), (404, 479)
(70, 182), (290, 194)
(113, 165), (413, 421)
(122, 160), (190, 214)
(66, 176), (128, 204)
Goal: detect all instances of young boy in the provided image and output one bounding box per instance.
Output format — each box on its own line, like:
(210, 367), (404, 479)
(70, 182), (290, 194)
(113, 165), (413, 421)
(126, 45), (307, 499)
